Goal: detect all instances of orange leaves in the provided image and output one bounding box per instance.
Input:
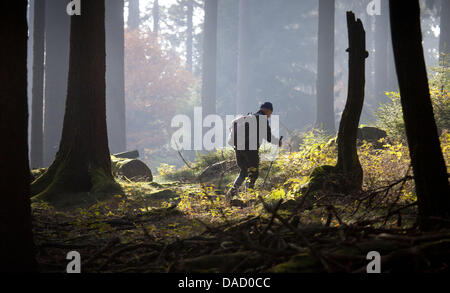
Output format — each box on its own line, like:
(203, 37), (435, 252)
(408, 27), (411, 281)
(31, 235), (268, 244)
(125, 29), (197, 150)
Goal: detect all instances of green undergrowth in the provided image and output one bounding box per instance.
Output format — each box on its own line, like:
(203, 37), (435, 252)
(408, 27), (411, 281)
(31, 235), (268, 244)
(32, 124), (450, 272)
(32, 130), (450, 233)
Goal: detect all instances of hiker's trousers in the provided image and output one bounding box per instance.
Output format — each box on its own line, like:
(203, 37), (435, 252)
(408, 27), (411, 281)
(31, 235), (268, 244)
(233, 149), (259, 190)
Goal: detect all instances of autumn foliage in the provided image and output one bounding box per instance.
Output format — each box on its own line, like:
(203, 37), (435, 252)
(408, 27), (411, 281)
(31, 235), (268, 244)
(125, 29), (196, 155)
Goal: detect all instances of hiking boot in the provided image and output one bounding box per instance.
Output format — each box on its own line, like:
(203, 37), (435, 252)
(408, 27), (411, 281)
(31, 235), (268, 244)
(225, 187), (238, 203)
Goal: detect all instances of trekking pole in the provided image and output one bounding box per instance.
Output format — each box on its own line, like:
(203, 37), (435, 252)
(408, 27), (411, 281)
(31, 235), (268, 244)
(263, 136), (283, 189)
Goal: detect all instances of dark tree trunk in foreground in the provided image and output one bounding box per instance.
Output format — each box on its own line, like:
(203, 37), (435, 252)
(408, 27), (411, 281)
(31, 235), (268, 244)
(0, 0), (36, 272)
(315, 0), (335, 133)
(153, 0), (159, 37)
(31, 0), (120, 201)
(128, 0), (140, 30)
(236, 0), (249, 114)
(201, 0), (218, 115)
(30, 0), (46, 169)
(43, 0), (70, 166)
(186, 0), (194, 71)
(440, 0), (450, 64)
(335, 12), (368, 191)
(106, 0), (127, 154)
(390, 0), (450, 230)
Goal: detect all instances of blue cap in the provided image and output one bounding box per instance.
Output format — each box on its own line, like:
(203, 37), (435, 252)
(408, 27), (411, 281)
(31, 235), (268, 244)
(260, 102), (273, 112)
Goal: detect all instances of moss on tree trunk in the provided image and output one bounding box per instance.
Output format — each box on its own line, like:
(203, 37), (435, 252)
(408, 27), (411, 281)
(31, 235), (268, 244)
(31, 0), (121, 202)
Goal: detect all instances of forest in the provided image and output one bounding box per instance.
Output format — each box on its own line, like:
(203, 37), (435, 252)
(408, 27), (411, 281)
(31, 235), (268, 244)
(0, 0), (449, 278)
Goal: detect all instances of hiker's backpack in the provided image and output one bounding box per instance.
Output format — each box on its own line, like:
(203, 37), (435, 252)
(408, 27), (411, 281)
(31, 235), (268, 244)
(227, 113), (259, 149)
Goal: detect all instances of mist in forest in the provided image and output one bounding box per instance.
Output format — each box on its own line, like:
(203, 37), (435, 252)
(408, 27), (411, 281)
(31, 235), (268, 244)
(2, 0), (449, 274)
(25, 0), (446, 170)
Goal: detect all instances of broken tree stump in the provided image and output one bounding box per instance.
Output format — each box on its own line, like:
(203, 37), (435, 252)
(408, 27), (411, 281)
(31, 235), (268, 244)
(334, 11), (369, 191)
(306, 11), (368, 195)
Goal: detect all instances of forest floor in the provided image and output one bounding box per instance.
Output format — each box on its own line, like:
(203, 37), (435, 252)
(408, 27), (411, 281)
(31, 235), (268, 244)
(32, 135), (450, 273)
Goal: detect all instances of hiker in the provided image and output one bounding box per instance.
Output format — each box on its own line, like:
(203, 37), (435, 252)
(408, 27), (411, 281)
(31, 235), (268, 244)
(226, 102), (282, 201)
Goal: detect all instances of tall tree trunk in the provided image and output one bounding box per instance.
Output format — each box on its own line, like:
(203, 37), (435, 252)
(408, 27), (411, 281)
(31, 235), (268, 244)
(153, 0), (159, 37)
(31, 0), (120, 201)
(236, 0), (249, 114)
(106, 0), (127, 154)
(186, 0), (194, 71)
(390, 0), (450, 230)
(128, 0), (140, 30)
(374, 0), (389, 103)
(440, 0), (450, 64)
(30, 0), (46, 169)
(201, 0), (218, 115)
(0, 0), (36, 272)
(43, 0), (70, 166)
(335, 11), (368, 191)
(315, 0), (335, 133)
